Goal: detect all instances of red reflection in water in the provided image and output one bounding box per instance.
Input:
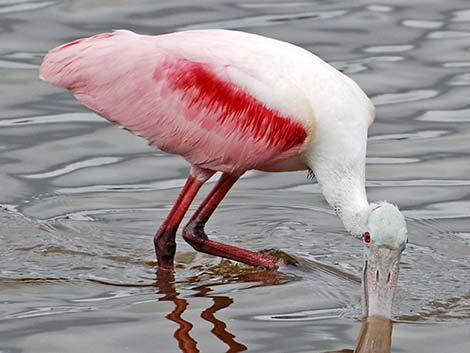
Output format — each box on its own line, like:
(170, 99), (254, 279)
(156, 270), (248, 353)
(196, 286), (247, 353)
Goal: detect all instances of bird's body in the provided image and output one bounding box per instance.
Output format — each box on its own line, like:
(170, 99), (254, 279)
(41, 29), (407, 320)
(42, 30), (372, 176)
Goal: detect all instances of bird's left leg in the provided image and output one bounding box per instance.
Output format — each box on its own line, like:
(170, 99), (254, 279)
(182, 172), (280, 269)
(154, 167), (214, 272)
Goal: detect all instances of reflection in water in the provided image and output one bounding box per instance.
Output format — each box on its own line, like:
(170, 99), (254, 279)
(156, 270), (248, 353)
(155, 267), (392, 353)
(325, 317), (393, 353)
(354, 317), (393, 353)
(196, 287), (248, 353)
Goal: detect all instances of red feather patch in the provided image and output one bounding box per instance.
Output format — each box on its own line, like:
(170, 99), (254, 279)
(157, 60), (307, 151)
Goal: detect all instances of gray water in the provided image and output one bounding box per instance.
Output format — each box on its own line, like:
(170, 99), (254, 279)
(1, 0), (470, 352)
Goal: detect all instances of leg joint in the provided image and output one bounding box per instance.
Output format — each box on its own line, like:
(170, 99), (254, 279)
(154, 228), (177, 268)
(182, 220), (207, 249)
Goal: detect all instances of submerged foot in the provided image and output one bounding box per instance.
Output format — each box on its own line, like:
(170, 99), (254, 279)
(260, 248), (299, 267)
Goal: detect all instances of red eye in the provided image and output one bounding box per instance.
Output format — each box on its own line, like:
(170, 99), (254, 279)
(363, 232), (371, 244)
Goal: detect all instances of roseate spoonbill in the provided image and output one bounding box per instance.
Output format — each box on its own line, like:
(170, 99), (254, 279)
(40, 29), (408, 318)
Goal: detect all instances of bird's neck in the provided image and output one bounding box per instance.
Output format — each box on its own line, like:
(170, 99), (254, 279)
(305, 103), (372, 236)
(323, 173), (369, 236)
(335, 185), (369, 237)
(310, 153), (370, 236)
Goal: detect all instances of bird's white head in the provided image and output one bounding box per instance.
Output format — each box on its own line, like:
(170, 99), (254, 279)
(361, 201), (408, 319)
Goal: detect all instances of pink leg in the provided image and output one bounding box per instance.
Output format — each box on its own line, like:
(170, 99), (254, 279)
(182, 173), (279, 269)
(154, 175), (205, 271)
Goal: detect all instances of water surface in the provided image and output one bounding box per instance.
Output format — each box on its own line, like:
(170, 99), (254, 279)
(1, 0), (470, 352)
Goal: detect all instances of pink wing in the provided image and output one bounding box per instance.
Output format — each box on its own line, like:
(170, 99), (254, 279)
(40, 30), (308, 174)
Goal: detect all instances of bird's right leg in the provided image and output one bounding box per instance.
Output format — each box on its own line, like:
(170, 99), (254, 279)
(154, 167), (214, 272)
(182, 173), (280, 269)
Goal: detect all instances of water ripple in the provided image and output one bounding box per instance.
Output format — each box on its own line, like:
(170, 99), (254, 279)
(427, 31), (470, 39)
(368, 179), (470, 188)
(238, 2), (313, 9)
(20, 157), (123, 179)
(369, 129), (451, 142)
(366, 5), (394, 12)
(367, 157), (419, 164)
(178, 10), (348, 30)
(416, 108), (470, 123)
(402, 19), (443, 29)
(452, 9), (470, 22)
(443, 61), (470, 68)
(447, 73), (470, 86)
(0, 113), (101, 127)
(2, 305), (94, 320)
(0, 59), (37, 69)
(253, 307), (347, 322)
(331, 55), (403, 74)
(405, 200), (470, 220)
(372, 90), (438, 105)
(363, 45), (414, 53)
(0, 0), (57, 15)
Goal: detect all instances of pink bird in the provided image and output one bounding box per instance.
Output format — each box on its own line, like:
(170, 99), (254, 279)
(40, 29), (408, 319)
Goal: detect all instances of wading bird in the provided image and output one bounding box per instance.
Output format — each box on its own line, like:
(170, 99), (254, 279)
(40, 29), (408, 319)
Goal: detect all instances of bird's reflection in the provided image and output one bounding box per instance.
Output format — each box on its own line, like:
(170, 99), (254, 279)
(156, 268), (286, 353)
(155, 267), (392, 353)
(353, 317), (393, 353)
(195, 286), (247, 353)
(326, 317), (393, 353)
(156, 271), (199, 352)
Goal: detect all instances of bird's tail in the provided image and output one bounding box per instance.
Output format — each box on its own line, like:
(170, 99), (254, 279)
(39, 30), (137, 90)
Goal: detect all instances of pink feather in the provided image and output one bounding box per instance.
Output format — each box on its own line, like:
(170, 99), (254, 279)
(40, 30), (308, 175)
